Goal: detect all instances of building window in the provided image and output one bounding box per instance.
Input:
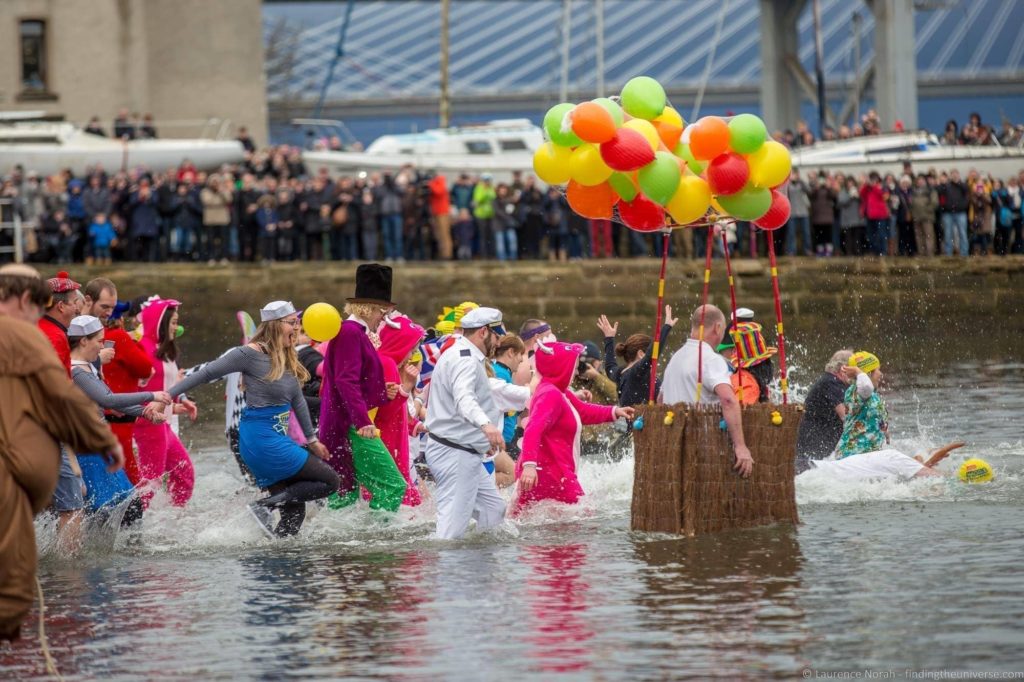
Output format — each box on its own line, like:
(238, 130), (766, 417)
(20, 20), (48, 93)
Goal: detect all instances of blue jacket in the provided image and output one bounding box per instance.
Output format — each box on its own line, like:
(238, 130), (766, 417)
(66, 180), (87, 220)
(89, 221), (117, 248)
(129, 191), (160, 237)
(491, 360), (518, 444)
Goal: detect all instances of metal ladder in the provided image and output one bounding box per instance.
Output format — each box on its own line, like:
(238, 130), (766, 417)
(0, 197), (24, 263)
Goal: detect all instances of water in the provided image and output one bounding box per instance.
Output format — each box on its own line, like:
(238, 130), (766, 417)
(3, 364), (1023, 680)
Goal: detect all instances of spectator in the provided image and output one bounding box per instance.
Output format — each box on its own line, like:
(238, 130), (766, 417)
(941, 119), (959, 146)
(968, 182), (994, 255)
(255, 194), (279, 262)
(375, 173), (404, 262)
(937, 170), (970, 256)
(84, 116), (106, 136)
(358, 181), (379, 261)
(860, 172), (890, 256)
(168, 182), (202, 261)
(518, 176), (545, 259)
(199, 175), (232, 264)
(113, 108), (135, 140)
(542, 186), (569, 262)
(236, 126), (257, 154)
(329, 178), (357, 261)
(891, 175), (914, 256)
(139, 114), (158, 139)
(492, 183), (519, 261)
(808, 173), (837, 257)
(472, 174), (497, 258)
(82, 174), (112, 222)
(785, 171), (812, 256)
(88, 213), (117, 265)
(275, 187), (299, 261)
(910, 174), (938, 257)
(427, 173), (452, 260)
(401, 180), (426, 261)
(127, 179), (160, 262)
(453, 207), (474, 261)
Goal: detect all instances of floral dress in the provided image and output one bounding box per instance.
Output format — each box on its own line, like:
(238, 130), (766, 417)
(835, 382), (888, 459)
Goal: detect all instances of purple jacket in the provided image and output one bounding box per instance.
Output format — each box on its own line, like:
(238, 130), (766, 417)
(319, 319), (387, 489)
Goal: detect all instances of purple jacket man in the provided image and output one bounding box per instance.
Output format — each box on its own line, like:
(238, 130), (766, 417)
(318, 264), (408, 510)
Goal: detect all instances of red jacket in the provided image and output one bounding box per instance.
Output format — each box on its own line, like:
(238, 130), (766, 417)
(860, 183), (890, 221)
(38, 315), (71, 377)
(103, 326), (154, 394)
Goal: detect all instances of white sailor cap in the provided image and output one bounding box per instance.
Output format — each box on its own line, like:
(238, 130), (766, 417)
(734, 307), (755, 321)
(68, 315), (103, 337)
(260, 300), (297, 322)
(460, 306), (506, 335)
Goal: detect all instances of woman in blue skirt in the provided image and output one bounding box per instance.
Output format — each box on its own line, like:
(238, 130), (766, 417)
(67, 315), (171, 527)
(166, 301), (337, 538)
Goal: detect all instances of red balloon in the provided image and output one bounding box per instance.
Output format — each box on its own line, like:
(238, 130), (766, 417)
(600, 128), (657, 172)
(753, 189), (790, 230)
(618, 194), (665, 232)
(706, 153), (750, 196)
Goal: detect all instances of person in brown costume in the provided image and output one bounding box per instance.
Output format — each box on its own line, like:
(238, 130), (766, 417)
(0, 264), (123, 641)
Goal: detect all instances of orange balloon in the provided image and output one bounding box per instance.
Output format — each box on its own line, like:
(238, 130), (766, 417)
(566, 179), (619, 219)
(570, 102), (618, 144)
(688, 116), (730, 161)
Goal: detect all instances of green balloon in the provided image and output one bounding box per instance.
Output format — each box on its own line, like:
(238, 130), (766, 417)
(728, 113), (768, 154)
(717, 185), (772, 221)
(637, 152), (681, 206)
(672, 142), (707, 175)
(608, 171), (638, 202)
(592, 97), (624, 127)
(543, 102), (582, 147)
(620, 76), (666, 121)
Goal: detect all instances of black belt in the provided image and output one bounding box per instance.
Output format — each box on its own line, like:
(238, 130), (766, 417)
(105, 414), (137, 424)
(428, 433), (485, 456)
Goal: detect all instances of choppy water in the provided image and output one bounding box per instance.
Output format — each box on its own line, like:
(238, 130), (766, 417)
(3, 363), (1023, 680)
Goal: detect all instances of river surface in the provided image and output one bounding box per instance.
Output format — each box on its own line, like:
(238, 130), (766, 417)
(3, 355), (1023, 679)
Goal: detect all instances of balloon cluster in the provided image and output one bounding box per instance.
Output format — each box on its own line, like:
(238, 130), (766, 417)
(532, 76), (794, 232)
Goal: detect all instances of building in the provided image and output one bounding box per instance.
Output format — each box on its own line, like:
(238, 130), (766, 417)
(0, 0), (267, 143)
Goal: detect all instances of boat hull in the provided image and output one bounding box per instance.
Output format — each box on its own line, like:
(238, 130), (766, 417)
(302, 150), (535, 183)
(793, 147), (1024, 179)
(0, 139), (246, 176)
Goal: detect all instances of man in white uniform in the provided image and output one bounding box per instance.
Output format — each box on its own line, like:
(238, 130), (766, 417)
(660, 304), (754, 477)
(425, 307), (508, 539)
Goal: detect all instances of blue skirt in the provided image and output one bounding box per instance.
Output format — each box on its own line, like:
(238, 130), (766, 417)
(239, 405), (308, 488)
(78, 454), (134, 513)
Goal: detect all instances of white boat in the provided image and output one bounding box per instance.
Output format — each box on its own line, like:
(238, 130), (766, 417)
(0, 115), (246, 176)
(791, 130), (1024, 179)
(301, 119), (544, 183)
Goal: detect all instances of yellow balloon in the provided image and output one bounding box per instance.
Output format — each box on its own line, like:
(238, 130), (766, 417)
(666, 175), (711, 225)
(653, 106), (684, 129)
(623, 119), (660, 151)
(533, 142), (573, 185)
(748, 140), (792, 188)
(710, 196), (725, 215)
(569, 143), (613, 186)
(303, 302), (342, 342)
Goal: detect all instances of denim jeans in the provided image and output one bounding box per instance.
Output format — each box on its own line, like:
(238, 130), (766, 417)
(495, 228), (518, 261)
(381, 214), (403, 260)
(785, 216), (811, 255)
(941, 212), (969, 256)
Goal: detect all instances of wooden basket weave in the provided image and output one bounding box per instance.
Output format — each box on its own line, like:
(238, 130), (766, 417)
(630, 402), (801, 536)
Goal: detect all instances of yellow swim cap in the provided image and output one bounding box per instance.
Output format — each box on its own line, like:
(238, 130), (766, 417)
(849, 351), (881, 374)
(958, 458), (994, 483)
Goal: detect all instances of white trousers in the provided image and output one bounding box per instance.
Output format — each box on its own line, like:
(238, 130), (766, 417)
(425, 440), (506, 540)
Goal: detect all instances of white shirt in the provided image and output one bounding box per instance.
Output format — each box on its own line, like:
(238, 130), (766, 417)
(661, 338), (733, 405)
(808, 449), (924, 481)
(425, 336), (497, 453)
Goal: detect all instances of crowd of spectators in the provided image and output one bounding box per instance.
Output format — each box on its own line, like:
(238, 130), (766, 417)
(778, 110), (1024, 149)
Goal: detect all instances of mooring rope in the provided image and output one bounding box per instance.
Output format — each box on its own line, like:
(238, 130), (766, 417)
(35, 577), (65, 681)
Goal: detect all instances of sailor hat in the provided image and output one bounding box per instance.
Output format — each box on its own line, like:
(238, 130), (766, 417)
(68, 315), (103, 338)
(734, 307), (755, 322)
(260, 300), (297, 322)
(459, 306), (506, 335)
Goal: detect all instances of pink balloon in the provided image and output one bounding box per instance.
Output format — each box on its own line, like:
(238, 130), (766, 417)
(753, 189), (790, 230)
(706, 152), (750, 196)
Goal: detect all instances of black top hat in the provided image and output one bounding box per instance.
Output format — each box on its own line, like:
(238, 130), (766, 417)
(347, 263), (394, 305)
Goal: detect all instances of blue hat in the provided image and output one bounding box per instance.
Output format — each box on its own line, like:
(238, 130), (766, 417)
(108, 300), (132, 320)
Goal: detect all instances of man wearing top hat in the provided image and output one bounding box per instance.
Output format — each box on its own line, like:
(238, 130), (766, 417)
(319, 264), (408, 512)
(424, 306), (509, 539)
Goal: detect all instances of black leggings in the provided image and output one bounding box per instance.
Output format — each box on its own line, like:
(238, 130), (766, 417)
(258, 453), (340, 537)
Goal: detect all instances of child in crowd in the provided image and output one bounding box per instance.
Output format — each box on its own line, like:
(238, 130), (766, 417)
(454, 208), (475, 260)
(88, 213), (118, 266)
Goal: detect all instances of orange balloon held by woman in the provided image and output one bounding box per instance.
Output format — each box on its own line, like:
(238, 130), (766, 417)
(570, 101), (618, 144)
(566, 179), (619, 219)
(688, 116), (731, 161)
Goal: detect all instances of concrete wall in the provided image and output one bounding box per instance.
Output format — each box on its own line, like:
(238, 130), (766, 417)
(0, 0), (267, 143)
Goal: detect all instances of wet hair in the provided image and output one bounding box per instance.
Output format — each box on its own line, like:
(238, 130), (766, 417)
(825, 349), (854, 374)
(495, 334), (525, 356)
(616, 333), (650, 363)
(0, 265), (50, 307)
(68, 329), (103, 350)
(156, 305), (178, 362)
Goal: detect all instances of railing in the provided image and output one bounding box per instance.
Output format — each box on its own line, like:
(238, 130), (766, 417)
(0, 197), (24, 263)
(77, 117), (235, 140)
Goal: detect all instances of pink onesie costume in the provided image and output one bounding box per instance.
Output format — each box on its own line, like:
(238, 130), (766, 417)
(514, 341), (616, 513)
(375, 315), (425, 506)
(135, 297), (194, 506)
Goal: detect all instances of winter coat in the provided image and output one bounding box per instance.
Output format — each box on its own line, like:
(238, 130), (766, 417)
(859, 183), (890, 221)
(808, 186), (837, 225)
(909, 187), (939, 222)
(82, 186), (112, 219)
(0, 314), (117, 640)
(373, 183), (403, 216)
(513, 341), (616, 512)
(786, 180), (810, 218)
(128, 191), (161, 238)
(938, 181), (969, 213)
(472, 183), (497, 220)
(200, 187), (232, 227)
(837, 189), (864, 229)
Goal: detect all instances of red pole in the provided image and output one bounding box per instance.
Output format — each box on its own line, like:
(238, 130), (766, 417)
(766, 235), (789, 404)
(720, 227), (744, 402)
(695, 225), (714, 403)
(648, 229), (671, 404)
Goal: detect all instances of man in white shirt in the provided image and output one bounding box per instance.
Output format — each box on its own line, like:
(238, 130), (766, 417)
(425, 306), (508, 539)
(660, 304), (754, 477)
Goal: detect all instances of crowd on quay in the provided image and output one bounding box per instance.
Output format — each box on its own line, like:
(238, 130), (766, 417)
(0, 256), (966, 640)
(779, 110), (1024, 148)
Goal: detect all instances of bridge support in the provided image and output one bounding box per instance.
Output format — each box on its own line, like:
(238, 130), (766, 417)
(871, 0), (918, 129)
(759, 0), (805, 133)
